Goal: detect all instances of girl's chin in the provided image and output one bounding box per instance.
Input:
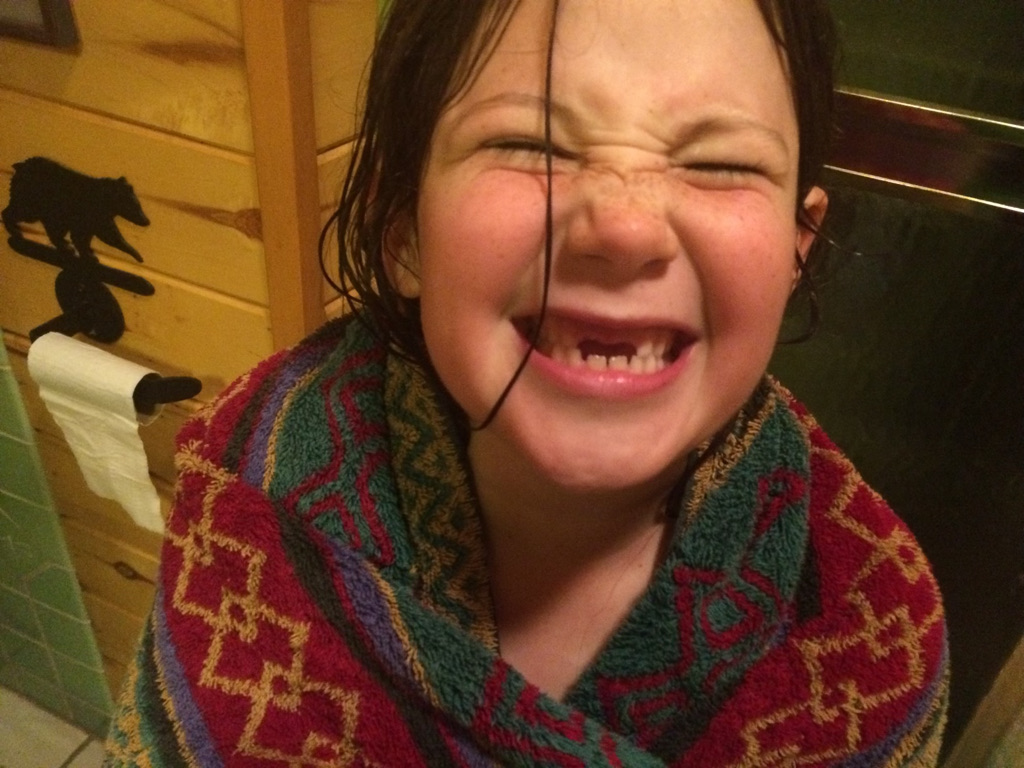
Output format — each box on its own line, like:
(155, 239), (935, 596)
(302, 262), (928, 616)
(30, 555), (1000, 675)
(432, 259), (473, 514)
(496, 415), (696, 498)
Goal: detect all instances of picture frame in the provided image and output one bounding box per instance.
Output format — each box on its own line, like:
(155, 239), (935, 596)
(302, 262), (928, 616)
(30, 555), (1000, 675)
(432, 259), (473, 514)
(0, 0), (78, 48)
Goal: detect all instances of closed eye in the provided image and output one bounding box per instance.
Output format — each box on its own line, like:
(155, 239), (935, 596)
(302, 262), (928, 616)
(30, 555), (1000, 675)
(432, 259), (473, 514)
(682, 161), (776, 190)
(484, 138), (575, 160)
(687, 162), (764, 177)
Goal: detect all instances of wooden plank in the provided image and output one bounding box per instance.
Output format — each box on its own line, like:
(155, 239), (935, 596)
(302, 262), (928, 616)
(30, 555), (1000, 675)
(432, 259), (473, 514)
(242, 1), (326, 350)
(103, 657), (127, 703)
(0, 0), (376, 154)
(0, 254), (274, 394)
(0, 87), (268, 306)
(82, 591), (146, 668)
(325, 296), (347, 320)
(944, 635), (1024, 767)
(63, 518), (158, 621)
(0, 0), (253, 152)
(309, 0), (378, 150)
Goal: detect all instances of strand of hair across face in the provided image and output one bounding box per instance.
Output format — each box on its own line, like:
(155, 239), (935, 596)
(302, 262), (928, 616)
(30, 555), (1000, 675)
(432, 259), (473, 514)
(472, 0), (561, 431)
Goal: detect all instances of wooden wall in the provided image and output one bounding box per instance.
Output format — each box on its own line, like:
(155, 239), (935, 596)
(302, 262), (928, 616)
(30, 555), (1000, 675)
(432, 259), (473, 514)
(0, 0), (376, 698)
(945, 634), (1024, 767)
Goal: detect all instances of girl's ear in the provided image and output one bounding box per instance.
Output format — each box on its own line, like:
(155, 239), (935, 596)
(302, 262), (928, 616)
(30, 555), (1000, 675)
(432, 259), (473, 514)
(796, 185), (829, 259)
(384, 216), (422, 299)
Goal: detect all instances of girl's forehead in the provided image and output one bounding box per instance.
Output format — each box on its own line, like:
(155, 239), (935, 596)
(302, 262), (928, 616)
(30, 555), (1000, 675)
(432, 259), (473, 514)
(463, 0), (786, 88)
(448, 0), (795, 140)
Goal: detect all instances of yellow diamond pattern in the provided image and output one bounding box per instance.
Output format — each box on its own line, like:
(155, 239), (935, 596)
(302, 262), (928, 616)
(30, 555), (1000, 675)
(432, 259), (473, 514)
(730, 437), (945, 768)
(162, 444), (372, 767)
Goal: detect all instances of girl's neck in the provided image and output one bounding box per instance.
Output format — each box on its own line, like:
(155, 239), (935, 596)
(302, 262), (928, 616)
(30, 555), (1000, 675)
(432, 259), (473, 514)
(468, 430), (675, 569)
(469, 431), (677, 699)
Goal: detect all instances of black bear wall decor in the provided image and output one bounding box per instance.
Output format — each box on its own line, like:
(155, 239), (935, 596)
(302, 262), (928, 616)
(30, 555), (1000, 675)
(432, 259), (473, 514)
(3, 156), (156, 343)
(3, 156), (150, 262)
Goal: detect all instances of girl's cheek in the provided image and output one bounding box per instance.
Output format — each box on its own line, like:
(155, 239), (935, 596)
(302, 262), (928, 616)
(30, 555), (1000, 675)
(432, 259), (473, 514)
(687, 215), (796, 319)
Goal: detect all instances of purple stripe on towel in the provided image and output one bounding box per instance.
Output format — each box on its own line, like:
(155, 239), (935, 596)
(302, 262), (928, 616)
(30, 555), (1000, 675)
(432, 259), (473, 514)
(241, 343), (329, 488)
(329, 540), (420, 686)
(152, 589), (224, 768)
(446, 724), (498, 768)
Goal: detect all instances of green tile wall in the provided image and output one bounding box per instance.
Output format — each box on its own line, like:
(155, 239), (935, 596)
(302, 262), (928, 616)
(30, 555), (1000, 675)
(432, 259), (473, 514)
(0, 343), (112, 736)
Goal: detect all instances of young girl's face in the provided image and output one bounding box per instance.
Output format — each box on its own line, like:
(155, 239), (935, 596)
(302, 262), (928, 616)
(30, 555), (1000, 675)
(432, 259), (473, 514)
(395, 0), (826, 500)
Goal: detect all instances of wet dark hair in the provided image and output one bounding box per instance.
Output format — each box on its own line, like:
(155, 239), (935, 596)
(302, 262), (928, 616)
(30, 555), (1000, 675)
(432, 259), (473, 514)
(323, 0), (838, 363)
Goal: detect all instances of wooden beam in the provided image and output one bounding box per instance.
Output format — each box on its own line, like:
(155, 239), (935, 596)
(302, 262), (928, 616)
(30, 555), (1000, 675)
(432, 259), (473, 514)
(241, 1), (325, 350)
(944, 634), (1024, 767)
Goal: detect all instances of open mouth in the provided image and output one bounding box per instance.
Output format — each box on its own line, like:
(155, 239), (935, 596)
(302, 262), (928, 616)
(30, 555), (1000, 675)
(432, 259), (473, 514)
(515, 316), (689, 374)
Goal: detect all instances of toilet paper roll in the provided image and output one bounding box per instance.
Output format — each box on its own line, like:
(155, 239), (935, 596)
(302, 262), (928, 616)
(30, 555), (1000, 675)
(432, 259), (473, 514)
(27, 333), (164, 533)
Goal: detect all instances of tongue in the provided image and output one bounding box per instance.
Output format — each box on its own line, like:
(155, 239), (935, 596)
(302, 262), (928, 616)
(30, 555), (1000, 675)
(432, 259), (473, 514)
(579, 339), (637, 360)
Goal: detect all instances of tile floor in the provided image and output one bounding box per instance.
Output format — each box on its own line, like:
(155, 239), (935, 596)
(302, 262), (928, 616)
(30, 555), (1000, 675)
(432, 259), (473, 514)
(0, 687), (104, 768)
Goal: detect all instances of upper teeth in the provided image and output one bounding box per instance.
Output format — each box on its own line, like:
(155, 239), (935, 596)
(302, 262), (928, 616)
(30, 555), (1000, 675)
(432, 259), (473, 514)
(533, 325), (675, 374)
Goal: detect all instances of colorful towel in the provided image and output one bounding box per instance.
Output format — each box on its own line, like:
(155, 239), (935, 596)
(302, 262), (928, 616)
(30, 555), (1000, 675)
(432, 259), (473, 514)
(105, 316), (948, 767)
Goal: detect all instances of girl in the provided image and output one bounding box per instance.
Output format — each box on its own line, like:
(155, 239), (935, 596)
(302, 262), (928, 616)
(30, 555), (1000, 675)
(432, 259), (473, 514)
(106, 1), (949, 765)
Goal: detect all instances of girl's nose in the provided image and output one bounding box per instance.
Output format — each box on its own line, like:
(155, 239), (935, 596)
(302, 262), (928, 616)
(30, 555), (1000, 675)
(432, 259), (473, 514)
(560, 170), (678, 281)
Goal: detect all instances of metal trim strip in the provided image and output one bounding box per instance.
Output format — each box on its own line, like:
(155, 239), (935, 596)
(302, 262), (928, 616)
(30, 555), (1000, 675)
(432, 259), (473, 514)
(828, 88), (1024, 223)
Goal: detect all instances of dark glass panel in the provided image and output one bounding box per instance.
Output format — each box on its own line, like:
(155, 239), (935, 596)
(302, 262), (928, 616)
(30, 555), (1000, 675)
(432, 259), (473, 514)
(828, 0), (1024, 120)
(771, 187), (1024, 755)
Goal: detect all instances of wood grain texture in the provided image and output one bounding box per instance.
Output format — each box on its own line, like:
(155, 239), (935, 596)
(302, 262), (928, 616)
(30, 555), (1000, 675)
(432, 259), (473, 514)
(63, 519), (159, 620)
(82, 591), (145, 667)
(40, 436), (169, 559)
(309, 0), (378, 150)
(944, 635), (1024, 767)
(242, 1), (325, 349)
(5, 337), (163, 698)
(0, 254), (273, 393)
(27, 425), (172, 547)
(0, 0), (375, 153)
(0, 0), (376, 153)
(103, 657), (128, 704)
(0, 0), (378, 702)
(0, 87), (268, 305)
(0, 0), (251, 151)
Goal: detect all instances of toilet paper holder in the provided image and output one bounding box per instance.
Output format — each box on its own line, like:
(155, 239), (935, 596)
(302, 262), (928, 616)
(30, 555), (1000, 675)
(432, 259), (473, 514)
(133, 372), (202, 416)
(27, 260), (140, 343)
